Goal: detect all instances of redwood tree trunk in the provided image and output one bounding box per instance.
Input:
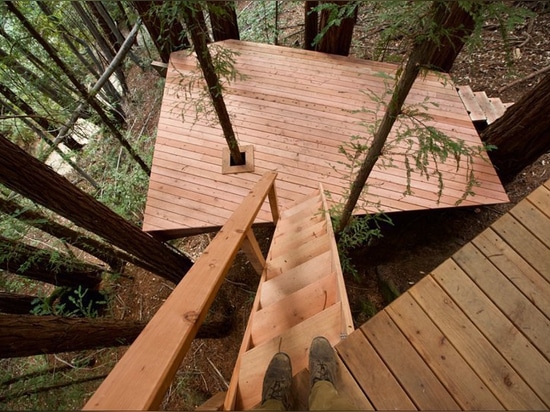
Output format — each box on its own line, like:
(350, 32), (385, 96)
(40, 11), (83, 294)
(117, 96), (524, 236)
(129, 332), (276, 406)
(317, 1), (358, 56)
(207, 1), (240, 41)
(0, 134), (192, 283)
(132, 1), (190, 63)
(0, 84), (83, 151)
(0, 310), (233, 358)
(0, 196), (124, 271)
(427, 2), (477, 72)
(0, 292), (36, 315)
(182, 4), (244, 165)
(481, 73), (550, 183)
(0, 235), (103, 288)
(304, 1), (319, 51)
(0, 314), (145, 358)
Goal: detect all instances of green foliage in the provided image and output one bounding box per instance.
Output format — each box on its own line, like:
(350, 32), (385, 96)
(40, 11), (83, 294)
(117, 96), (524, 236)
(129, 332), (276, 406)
(310, 1), (360, 47)
(31, 286), (106, 318)
(83, 131), (152, 224)
(238, 1), (280, 44)
(358, 297), (378, 319)
(466, 1), (536, 54)
(330, 71), (494, 278)
(172, 42), (245, 126)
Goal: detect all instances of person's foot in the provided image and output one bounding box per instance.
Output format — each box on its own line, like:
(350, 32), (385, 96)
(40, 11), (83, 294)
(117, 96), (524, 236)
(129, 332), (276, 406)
(261, 352), (292, 409)
(309, 336), (337, 388)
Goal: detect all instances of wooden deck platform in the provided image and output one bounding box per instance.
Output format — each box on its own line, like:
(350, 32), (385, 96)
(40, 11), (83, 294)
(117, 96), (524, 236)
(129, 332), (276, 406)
(334, 179), (550, 410)
(143, 40), (508, 237)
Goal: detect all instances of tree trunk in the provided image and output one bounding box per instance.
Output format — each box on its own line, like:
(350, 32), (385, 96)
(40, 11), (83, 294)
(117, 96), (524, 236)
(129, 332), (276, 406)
(0, 292), (35, 315)
(0, 309), (233, 358)
(182, 4), (244, 165)
(317, 1), (358, 56)
(0, 314), (144, 358)
(0, 25), (80, 97)
(0, 235), (103, 288)
(88, 2), (123, 52)
(426, 2), (477, 72)
(0, 48), (77, 112)
(72, 2), (128, 96)
(6, 2), (150, 175)
(481, 72), (550, 183)
(37, 1), (122, 104)
(335, 1), (474, 234)
(207, 1), (240, 41)
(0, 83), (83, 151)
(132, 1), (190, 63)
(304, 1), (319, 51)
(0, 99), (100, 189)
(0, 196), (124, 271)
(0, 134), (192, 283)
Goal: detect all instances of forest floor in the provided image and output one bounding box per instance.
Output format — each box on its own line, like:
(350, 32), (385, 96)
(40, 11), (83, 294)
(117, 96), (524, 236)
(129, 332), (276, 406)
(2, 3), (550, 411)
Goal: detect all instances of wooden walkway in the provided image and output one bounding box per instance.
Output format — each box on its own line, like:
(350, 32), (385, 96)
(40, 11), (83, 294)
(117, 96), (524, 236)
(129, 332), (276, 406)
(334, 179), (550, 410)
(143, 40), (508, 237)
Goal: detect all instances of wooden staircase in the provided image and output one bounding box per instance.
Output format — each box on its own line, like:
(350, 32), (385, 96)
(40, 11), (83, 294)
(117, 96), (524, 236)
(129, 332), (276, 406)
(457, 85), (513, 129)
(223, 185), (354, 410)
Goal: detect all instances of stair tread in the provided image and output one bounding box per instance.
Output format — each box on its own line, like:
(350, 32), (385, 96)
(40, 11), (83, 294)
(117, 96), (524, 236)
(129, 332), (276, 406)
(270, 220), (328, 258)
(251, 273), (338, 347)
(261, 251), (332, 305)
(474, 91), (500, 124)
(457, 85), (485, 121)
(235, 303), (344, 410)
(266, 233), (330, 275)
(280, 190), (322, 218)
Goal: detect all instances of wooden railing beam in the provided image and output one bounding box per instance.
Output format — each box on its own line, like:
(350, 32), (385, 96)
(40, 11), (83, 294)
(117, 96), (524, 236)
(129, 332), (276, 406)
(83, 172), (277, 411)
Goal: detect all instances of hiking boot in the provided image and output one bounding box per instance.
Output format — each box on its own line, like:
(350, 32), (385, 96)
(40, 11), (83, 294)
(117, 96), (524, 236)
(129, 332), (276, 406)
(309, 336), (337, 388)
(261, 352), (292, 409)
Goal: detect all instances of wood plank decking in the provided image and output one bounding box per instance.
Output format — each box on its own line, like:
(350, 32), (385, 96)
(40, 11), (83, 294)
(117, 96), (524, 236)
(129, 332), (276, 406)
(143, 40), (508, 237)
(334, 179), (550, 410)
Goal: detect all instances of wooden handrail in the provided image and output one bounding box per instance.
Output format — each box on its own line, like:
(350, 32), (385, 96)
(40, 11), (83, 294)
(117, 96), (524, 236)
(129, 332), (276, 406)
(83, 171), (279, 410)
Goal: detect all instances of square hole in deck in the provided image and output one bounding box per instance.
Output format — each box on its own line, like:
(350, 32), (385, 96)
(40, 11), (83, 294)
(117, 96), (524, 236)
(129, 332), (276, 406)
(222, 145), (255, 174)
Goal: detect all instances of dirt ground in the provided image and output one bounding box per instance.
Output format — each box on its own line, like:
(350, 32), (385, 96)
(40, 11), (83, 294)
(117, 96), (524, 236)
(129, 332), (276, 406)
(2, 3), (549, 410)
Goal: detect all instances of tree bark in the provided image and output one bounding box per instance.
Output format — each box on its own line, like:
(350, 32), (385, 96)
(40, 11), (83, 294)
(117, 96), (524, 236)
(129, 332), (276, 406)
(182, 4), (244, 165)
(73, 2), (128, 95)
(207, 1), (240, 41)
(0, 196), (125, 271)
(0, 83), (83, 151)
(37, 1), (122, 104)
(6, 2), (150, 175)
(335, 1), (474, 233)
(132, 1), (190, 63)
(0, 235), (103, 288)
(88, 2), (123, 52)
(0, 134), (193, 283)
(0, 99), (100, 189)
(0, 292), (36, 315)
(0, 48), (76, 111)
(426, 2), (477, 72)
(0, 314), (144, 358)
(481, 72), (550, 183)
(317, 1), (358, 56)
(0, 309), (233, 358)
(304, 1), (319, 51)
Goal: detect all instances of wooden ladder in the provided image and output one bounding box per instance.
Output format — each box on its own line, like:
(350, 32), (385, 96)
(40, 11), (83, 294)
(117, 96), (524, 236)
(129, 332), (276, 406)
(223, 185), (354, 410)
